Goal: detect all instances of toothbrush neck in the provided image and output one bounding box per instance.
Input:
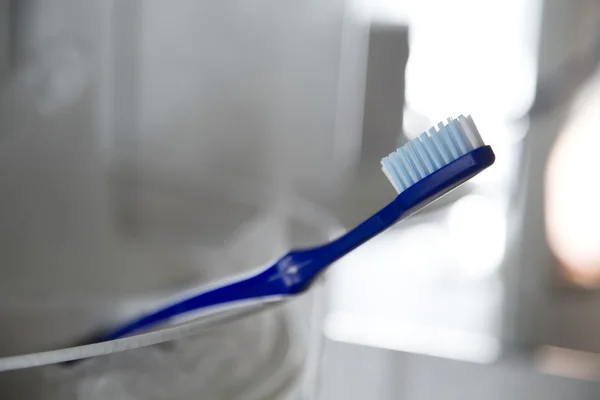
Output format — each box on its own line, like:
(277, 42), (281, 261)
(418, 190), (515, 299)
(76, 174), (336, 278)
(311, 197), (405, 265)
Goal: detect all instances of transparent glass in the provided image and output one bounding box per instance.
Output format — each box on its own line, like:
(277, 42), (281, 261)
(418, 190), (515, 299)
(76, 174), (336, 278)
(0, 188), (344, 400)
(0, 1), (361, 397)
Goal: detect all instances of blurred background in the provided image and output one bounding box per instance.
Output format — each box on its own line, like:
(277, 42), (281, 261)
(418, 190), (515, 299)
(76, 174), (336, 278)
(1, 0), (600, 399)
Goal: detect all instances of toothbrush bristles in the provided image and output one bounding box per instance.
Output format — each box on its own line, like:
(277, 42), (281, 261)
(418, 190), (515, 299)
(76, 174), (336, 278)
(381, 114), (485, 194)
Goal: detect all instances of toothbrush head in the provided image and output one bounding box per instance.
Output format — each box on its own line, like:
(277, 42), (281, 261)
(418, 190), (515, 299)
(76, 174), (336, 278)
(381, 114), (495, 210)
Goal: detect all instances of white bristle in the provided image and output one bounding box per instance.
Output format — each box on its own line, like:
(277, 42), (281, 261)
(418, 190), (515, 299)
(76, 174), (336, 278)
(406, 142), (427, 178)
(438, 122), (460, 160)
(381, 114), (485, 194)
(429, 127), (452, 164)
(419, 132), (444, 169)
(398, 148), (418, 183)
(446, 118), (470, 155)
(381, 162), (400, 192)
(458, 115), (484, 148)
(412, 137), (435, 174)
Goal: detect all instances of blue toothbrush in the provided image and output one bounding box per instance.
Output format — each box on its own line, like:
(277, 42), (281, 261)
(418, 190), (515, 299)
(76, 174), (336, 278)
(101, 114), (495, 341)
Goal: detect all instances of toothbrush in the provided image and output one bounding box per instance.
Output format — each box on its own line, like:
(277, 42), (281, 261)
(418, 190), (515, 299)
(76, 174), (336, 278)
(100, 114), (495, 342)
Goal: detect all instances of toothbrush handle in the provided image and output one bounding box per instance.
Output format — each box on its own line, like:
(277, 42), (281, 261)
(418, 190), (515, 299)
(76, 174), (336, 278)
(101, 268), (286, 341)
(100, 197), (407, 341)
(319, 198), (405, 259)
(100, 146), (495, 342)
(285, 198), (406, 292)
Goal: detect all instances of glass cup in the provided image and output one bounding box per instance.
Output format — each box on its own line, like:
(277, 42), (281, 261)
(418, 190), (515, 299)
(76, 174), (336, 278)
(0, 184), (343, 400)
(0, 1), (359, 397)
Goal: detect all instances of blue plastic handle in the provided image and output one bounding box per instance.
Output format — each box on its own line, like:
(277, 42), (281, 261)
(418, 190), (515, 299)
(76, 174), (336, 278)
(100, 145), (495, 341)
